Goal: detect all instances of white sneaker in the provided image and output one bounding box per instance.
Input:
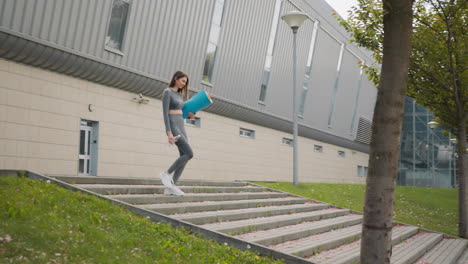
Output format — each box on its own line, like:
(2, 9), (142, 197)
(163, 187), (174, 195)
(171, 185), (185, 196)
(160, 171), (173, 188)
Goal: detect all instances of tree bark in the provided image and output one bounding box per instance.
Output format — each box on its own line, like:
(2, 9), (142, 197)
(360, 0), (414, 263)
(457, 114), (467, 238)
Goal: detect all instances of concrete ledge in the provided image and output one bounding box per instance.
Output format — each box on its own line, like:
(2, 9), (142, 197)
(177, 204), (329, 226)
(142, 197), (311, 215)
(52, 175), (248, 187)
(308, 225), (420, 264)
(238, 214), (363, 246)
(106, 192), (289, 204)
(457, 248), (468, 264)
(202, 208), (350, 235)
(391, 233), (443, 264)
(276, 224), (363, 258)
(75, 184), (268, 195)
(414, 238), (467, 264)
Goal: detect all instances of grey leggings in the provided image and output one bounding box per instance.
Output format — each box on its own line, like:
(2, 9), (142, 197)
(167, 114), (193, 184)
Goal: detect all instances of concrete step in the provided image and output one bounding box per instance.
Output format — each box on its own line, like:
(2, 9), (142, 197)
(391, 232), (443, 264)
(41, 175), (465, 264)
(270, 224), (363, 258)
(76, 184), (268, 195)
(51, 175), (246, 186)
(200, 208), (350, 234)
(106, 191), (290, 204)
(235, 214), (363, 246)
(173, 203), (329, 225)
(414, 237), (467, 264)
(141, 197), (311, 215)
(457, 248), (468, 264)
(307, 225), (420, 264)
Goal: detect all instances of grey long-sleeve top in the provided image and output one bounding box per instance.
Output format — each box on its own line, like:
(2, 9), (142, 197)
(162, 87), (184, 132)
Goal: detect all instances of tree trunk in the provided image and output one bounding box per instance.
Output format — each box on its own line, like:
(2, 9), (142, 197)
(360, 0), (414, 263)
(457, 114), (467, 238)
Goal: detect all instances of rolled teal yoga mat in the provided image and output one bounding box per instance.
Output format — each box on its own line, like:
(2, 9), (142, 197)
(182, 90), (213, 118)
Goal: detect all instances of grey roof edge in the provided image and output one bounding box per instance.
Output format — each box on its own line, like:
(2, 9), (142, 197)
(0, 170), (315, 264)
(0, 29), (369, 153)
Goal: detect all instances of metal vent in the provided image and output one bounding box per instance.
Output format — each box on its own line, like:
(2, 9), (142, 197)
(355, 117), (372, 144)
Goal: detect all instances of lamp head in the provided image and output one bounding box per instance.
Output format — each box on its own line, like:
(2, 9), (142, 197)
(281, 10), (309, 30)
(427, 121), (439, 129)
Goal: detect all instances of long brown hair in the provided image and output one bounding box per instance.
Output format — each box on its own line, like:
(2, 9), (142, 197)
(169, 71), (189, 100)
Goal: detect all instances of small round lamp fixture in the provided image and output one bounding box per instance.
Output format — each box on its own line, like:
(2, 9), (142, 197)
(281, 10), (309, 30)
(427, 121), (439, 129)
(88, 104), (95, 112)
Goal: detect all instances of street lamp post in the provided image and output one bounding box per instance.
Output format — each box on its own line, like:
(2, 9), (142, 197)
(450, 137), (458, 187)
(428, 121), (439, 187)
(281, 10), (309, 186)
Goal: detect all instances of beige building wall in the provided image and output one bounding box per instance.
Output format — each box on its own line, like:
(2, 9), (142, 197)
(0, 59), (368, 184)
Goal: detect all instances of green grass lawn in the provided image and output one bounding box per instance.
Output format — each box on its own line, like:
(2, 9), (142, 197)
(0, 176), (284, 264)
(254, 181), (458, 237)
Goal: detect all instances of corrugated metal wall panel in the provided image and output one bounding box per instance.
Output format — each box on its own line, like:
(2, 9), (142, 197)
(72, 0), (86, 50)
(12, 0), (26, 31)
(40, 0), (52, 39)
(147, 0), (167, 75)
(30, 0), (44, 37)
(211, 0), (274, 105)
(65, 0), (77, 48)
(21, 1), (34, 33)
(358, 78), (377, 120)
(332, 50), (362, 135)
(78, 0), (92, 51)
(125, 0), (144, 67)
(136, 0), (213, 83)
(137, 0), (154, 73)
(0, 1), (9, 26)
(94, 0), (111, 59)
(302, 27), (341, 127)
(59, 0), (73, 46)
(299, 0), (351, 47)
(0, 0), (377, 145)
(264, 1), (313, 119)
(49, 0), (63, 44)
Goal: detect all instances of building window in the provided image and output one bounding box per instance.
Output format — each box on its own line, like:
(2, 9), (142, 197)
(185, 117), (201, 128)
(299, 20), (319, 115)
(314, 145), (323, 153)
(358, 165), (368, 177)
(240, 128), (255, 139)
(203, 0), (226, 82)
(259, 0), (282, 103)
(105, 0), (130, 51)
(259, 70), (270, 102)
(338, 150), (346, 157)
(282, 137), (293, 146)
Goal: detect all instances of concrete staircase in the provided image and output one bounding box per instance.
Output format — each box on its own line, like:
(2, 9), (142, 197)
(51, 176), (468, 264)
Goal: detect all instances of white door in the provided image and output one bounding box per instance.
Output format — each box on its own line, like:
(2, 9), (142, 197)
(79, 120), (98, 175)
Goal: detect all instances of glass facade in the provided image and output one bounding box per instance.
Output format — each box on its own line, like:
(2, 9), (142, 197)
(397, 97), (456, 188)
